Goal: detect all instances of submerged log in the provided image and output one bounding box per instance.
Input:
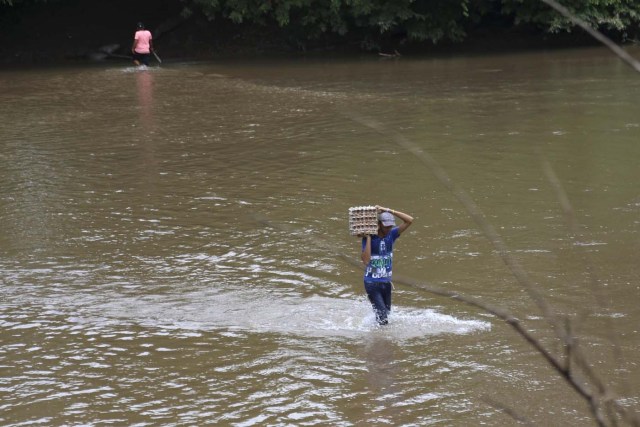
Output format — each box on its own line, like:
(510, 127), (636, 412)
(378, 50), (402, 58)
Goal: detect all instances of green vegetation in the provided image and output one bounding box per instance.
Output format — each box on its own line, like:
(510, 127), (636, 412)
(2, 0), (640, 49)
(185, 0), (472, 46)
(145, 0), (640, 46)
(501, 0), (640, 37)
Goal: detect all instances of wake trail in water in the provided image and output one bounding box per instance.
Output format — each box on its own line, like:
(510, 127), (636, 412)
(8, 285), (490, 341)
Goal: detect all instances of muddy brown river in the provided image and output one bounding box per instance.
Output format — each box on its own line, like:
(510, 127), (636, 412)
(1, 46), (639, 425)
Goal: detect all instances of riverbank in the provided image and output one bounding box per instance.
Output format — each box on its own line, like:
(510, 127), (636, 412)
(0, 0), (606, 67)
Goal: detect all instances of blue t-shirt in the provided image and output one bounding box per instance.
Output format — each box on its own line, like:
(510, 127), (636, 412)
(362, 227), (400, 283)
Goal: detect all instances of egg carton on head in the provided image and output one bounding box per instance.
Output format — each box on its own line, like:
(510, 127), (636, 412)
(348, 205), (378, 236)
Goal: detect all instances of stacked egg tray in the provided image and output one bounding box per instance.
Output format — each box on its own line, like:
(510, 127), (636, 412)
(348, 206), (378, 236)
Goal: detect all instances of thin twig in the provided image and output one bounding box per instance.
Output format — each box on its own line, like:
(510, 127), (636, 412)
(337, 112), (640, 425)
(540, 0), (640, 73)
(482, 396), (536, 426)
(541, 158), (637, 425)
(257, 212), (601, 414)
(342, 111), (560, 328)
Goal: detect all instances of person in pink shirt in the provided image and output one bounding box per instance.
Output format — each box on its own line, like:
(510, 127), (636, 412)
(132, 22), (153, 66)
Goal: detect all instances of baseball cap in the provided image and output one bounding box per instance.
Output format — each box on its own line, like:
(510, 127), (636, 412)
(379, 211), (395, 226)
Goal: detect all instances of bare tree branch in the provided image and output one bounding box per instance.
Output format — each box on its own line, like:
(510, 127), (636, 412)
(342, 111), (560, 328)
(257, 210), (617, 423)
(332, 111), (640, 426)
(540, 0), (640, 73)
(482, 396), (536, 426)
(540, 158), (638, 425)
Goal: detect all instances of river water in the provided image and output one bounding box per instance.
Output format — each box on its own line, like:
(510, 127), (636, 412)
(1, 46), (639, 425)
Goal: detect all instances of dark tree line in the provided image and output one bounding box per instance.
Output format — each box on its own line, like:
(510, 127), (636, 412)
(2, 0), (640, 48)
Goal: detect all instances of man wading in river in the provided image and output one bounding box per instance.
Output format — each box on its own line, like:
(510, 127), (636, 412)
(361, 205), (414, 325)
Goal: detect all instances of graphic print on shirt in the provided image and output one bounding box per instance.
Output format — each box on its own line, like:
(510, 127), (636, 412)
(365, 239), (393, 281)
(362, 227), (400, 283)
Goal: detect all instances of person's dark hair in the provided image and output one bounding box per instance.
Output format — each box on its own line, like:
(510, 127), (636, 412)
(137, 22), (144, 29)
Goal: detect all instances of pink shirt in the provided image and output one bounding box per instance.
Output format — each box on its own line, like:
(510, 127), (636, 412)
(134, 30), (152, 54)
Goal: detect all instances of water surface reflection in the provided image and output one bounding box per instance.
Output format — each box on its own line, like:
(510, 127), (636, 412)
(1, 47), (639, 425)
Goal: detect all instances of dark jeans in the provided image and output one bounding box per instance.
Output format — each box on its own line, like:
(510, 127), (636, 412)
(364, 281), (392, 325)
(133, 52), (150, 66)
